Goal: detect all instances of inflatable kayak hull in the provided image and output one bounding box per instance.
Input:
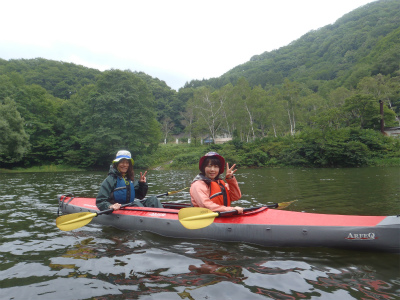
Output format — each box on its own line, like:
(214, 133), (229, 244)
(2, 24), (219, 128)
(58, 195), (400, 253)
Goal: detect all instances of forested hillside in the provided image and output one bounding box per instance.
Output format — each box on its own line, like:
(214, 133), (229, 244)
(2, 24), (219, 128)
(1, 0), (399, 169)
(0, 58), (101, 99)
(185, 0), (400, 94)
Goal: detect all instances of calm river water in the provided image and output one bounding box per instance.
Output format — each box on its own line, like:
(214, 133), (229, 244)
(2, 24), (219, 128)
(0, 167), (399, 300)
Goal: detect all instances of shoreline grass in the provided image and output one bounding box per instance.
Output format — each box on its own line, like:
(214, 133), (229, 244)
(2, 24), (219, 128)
(0, 164), (84, 173)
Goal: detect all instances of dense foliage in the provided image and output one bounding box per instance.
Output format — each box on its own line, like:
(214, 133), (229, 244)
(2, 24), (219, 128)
(152, 128), (400, 169)
(0, 58), (101, 99)
(0, 69), (162, 168)
(0, 0), (399, 169)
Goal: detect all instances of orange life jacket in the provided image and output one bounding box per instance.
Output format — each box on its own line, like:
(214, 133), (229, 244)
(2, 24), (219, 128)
(209, 180), (231, 207)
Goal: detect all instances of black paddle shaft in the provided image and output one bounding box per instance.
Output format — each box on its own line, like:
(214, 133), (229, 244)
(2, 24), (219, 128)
(97, 192), (171, 216)
(218, 203), (278, 217)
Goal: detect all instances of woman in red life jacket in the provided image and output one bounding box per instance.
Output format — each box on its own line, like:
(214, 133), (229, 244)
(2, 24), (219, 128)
(190, 152), (244, 214)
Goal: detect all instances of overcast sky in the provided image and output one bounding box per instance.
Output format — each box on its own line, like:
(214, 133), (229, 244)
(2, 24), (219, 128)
(1, 0), (377, 90)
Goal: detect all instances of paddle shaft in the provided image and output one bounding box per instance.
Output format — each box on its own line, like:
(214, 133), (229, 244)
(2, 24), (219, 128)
(99, 191), (177, 216)
(218, 203), (279, 217)
(90, 201), (279, 221)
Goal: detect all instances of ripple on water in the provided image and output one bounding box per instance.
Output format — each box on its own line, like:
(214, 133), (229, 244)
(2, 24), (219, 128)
(0, 169), (399, 300)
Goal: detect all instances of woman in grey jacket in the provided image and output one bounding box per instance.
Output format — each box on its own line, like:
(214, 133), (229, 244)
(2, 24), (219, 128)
(96, 150), (162, 211)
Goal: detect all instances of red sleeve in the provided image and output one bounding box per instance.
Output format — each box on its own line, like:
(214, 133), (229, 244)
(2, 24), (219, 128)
(225, 177), (242, 202)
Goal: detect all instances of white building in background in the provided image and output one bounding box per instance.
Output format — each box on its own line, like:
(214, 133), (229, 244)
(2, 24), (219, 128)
(172, 135), (232, 144)
(214, 137), (233, 144)
(384, 127), (400, 138)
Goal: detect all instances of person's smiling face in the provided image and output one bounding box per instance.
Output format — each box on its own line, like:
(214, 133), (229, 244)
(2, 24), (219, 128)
(118, 159), (130, 175)
(204, 162), (220, 180)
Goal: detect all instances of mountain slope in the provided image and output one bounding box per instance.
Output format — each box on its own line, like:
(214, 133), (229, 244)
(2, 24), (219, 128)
(184, 0), (400, 91)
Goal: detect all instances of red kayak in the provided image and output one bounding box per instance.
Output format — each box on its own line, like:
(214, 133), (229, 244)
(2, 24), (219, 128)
(57, 195), (400, 253)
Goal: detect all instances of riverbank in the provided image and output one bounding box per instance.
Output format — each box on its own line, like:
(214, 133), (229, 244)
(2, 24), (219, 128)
(0, 165), (84, 173)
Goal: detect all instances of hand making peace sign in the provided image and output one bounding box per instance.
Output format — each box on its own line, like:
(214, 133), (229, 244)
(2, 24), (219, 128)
(225, 163), (237, 180)
(139, 171), (148, 182)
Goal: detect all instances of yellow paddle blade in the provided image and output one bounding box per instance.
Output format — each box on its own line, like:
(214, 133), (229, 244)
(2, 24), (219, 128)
(168, 187), (189, 195)
(276, 200), (297, 210)
(56, 212), (98, 231)
(178, 207), (219, 230)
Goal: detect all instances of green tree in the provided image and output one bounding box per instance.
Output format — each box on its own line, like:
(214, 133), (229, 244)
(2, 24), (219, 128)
(280, 79), (302, 135)
(136, 72), (183, 134)
(0, 97), (30, 164)
(342, 94), (379, 129)
(13, 84), (62, 165)
(231, 78), (256, 141)
(264, 88), (288, 137)
(387, 74), (400, 114)
(182, 97), (207, 145)
(161, 117), (174, 143)
(61, 70), (161, 167)
(192, 87), (224, 142)
(299, 93), (326, 129)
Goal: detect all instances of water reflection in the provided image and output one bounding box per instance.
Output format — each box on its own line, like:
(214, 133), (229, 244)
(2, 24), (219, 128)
(0, 168), (399, 300)
(45, 232), (400, 299)
(2, 230), (399, 300)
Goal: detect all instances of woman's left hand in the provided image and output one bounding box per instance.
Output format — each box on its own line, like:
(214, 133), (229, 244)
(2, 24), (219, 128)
(110, 203), (121, 211)
(225, 163), (237, 179)
(139, 171), (147, 182)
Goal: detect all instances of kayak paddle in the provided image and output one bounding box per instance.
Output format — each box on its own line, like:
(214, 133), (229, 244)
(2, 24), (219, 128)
(152, 187), (188, 197)
(178, 201), (296, 230)
(56, 188), (188, 231)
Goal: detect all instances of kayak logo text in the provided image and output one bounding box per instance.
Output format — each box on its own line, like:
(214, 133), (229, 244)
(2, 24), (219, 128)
(345, 232), (376, 240)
